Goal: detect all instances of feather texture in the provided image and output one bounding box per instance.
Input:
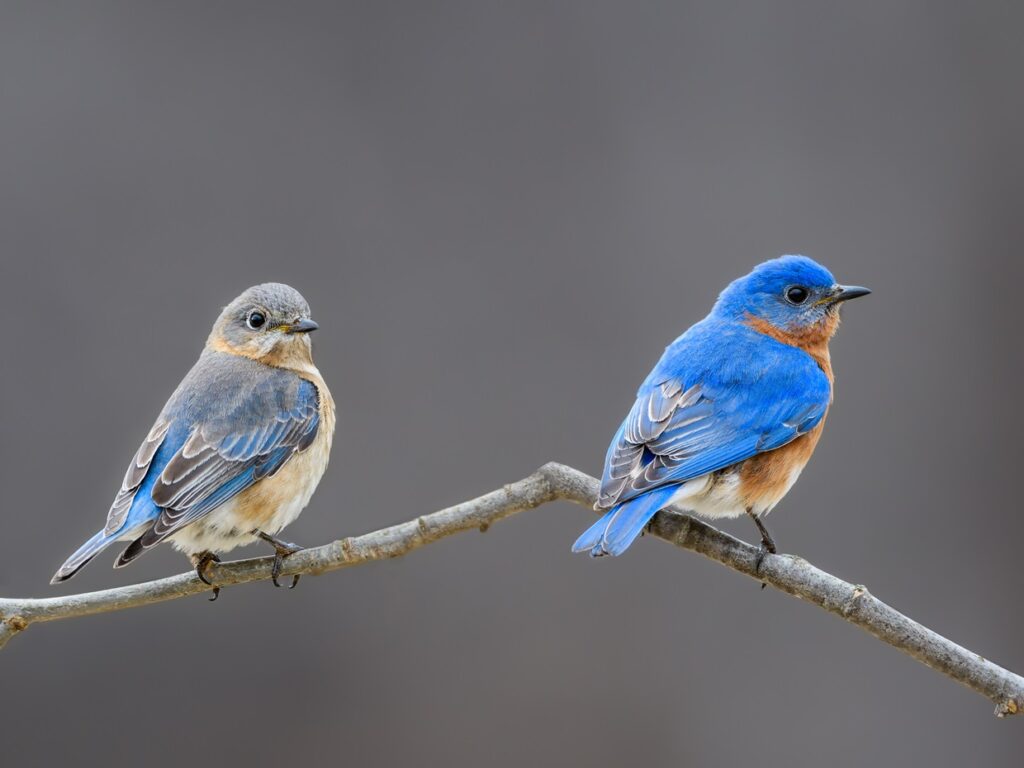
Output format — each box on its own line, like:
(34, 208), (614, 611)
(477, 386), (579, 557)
(52, 282), (335, 584)
(596, 320), (830, 516)
(113, 351), (320, 566)
(576, 255), (856, 557)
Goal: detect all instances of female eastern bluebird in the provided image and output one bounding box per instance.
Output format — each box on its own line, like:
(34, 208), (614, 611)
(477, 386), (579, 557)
(52, 283), (335, 597)
(573, 255), (869, 558)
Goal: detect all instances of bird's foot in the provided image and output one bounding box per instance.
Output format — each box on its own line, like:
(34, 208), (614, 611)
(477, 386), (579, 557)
(746, 510), (777, 589)
(254, 530), (303, 589)
(190, 551), (222, 601)
(754, 543), (773, 589)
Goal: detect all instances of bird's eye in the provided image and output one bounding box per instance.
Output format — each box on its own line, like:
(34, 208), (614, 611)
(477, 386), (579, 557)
(246, 311), (266, 330)
(785, 286), (810, 305)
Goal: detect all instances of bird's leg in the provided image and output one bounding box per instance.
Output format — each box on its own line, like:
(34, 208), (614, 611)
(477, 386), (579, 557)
(190, 551), (222, 601)
(254, 530), (303, 589)
(746, 509), (776, 588)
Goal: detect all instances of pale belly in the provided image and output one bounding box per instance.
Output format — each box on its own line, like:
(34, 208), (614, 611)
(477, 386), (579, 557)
(668, 458), (806, 520)
(168, 380), (335, 556)
(669, 423), (824, 520)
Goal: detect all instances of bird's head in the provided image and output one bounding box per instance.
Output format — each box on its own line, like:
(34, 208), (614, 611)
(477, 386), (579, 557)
(713, 255), (869, 342)
(207, 283), (319, 368)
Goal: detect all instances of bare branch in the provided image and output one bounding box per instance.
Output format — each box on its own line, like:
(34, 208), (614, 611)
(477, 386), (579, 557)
(1, 462), (1020, 717)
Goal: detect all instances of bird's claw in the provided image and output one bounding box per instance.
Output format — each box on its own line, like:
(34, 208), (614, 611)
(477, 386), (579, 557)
(255, 530), (304, 589)
(754, 542), (774, 589)
(191, 551), (222, 601)
(754, 543), (768, 573)
(270, 554), (302, 589)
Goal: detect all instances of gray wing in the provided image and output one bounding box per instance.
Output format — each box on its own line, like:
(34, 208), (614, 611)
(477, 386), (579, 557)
(104, 419), (171, 535)
(115, 354), (321, 565)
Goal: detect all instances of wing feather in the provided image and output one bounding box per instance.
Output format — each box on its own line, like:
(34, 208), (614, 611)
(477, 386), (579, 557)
(116, 373), (321, 565)
(596, 327), (831, 510)
(104, 419), (171, 535)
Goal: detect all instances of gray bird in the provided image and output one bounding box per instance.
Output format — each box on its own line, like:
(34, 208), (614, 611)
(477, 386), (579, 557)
(52, 283), (335, 598)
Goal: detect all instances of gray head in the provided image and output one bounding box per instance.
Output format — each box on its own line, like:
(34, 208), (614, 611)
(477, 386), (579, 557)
(208, 283), (319, 365)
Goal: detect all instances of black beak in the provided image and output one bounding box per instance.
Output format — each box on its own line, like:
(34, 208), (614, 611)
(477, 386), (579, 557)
(832, 285), (871, 303)
(285, 318), (319, 334)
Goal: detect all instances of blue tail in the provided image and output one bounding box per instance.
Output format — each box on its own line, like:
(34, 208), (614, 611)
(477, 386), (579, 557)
(51, 529), (120, 584)
(571, 485), (679, 557)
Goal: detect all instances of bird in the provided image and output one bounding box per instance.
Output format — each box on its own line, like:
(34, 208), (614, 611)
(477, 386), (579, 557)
(573, 255), (869, 559)
(51, 283), (335, 598)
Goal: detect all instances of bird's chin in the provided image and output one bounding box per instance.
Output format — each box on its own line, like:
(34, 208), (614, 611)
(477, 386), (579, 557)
(258, 333), (315, 368)
(290, 333), (313, 352)
(821, 307), (842, 336)
(213, 332), (314, 369)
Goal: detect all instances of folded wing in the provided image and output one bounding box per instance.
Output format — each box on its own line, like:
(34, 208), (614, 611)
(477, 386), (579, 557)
(115, 375), (320, 565)
(597, 344), (831, 512)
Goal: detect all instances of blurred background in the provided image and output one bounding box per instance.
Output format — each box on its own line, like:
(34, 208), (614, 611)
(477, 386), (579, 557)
(1, 2), (1022, 765)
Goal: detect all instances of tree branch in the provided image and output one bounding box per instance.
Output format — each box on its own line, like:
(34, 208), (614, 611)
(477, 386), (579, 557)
(1, 462), (1020, 717)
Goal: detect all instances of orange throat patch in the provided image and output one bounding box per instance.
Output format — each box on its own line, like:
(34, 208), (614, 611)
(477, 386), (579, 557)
(207, 334), (316, 374)
(744, 313), (837, 382)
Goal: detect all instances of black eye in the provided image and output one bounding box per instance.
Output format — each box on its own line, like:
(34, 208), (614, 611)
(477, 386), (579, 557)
(246, 311), (266, 330)
(785, 286), (810, 305)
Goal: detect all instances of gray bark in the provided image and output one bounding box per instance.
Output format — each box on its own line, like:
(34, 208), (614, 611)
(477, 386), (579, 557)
(1, 462), (1020, 718)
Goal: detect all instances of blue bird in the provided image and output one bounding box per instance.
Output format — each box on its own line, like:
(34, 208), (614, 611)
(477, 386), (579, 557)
(573, 256), (869, 558)
(52, 283), (335, 597)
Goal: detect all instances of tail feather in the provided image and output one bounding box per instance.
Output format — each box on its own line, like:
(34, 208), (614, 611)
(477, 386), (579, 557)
(51, 529), (119, 584)
(572, 510), (615, 555)
(571, 485), (680, 557)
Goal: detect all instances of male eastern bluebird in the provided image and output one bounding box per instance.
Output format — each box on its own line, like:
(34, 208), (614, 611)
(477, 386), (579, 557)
(52, 283), (335, 597)
(573, 255), (869, 558)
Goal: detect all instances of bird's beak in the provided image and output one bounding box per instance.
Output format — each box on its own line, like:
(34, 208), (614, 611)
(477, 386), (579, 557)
(283, 318), (319, 334)
(830, 285), (871, 303)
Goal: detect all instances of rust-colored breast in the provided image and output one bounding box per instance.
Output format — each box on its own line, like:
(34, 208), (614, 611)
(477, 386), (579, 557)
(738, 418), (826, 513)
(738, 311), (837, 513)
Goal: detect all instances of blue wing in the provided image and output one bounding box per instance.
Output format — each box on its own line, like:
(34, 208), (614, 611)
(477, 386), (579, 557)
(52, 418), (183, 582)
(52, 352), (321, 582)
(115, 361), (320, 565)
(575, 320), (830, 556)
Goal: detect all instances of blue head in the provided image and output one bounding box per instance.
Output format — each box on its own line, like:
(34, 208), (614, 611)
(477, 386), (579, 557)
(712, 255), (870, 334)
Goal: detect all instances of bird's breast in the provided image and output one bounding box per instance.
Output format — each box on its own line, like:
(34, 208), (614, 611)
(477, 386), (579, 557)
(232, 428), (332, 534)
(197, 368), (334, 543)
(737, 418), (826, 515)
(238, 365), (335, 533)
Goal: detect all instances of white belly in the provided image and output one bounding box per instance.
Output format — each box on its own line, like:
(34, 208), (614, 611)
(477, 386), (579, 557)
(668, 470), (748, 520)
(666, 463), (804, 521)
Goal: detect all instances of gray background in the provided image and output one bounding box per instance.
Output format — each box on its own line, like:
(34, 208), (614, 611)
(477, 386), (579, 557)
(1, 2), (1021, 765)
